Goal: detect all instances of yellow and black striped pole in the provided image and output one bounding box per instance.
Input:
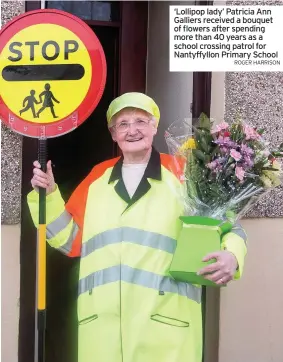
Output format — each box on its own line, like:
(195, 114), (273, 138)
(37, 137), (47, 362)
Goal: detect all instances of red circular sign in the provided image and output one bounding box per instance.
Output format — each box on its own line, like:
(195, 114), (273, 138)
(0, 9), (107, 138)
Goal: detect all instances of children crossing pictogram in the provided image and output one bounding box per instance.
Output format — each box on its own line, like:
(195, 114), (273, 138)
(19, 84), (60, 119)
(19, 90), (40, 118)
(37, 84), (60, 119)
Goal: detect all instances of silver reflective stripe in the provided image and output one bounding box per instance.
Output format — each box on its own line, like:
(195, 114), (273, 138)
(231, 223), (247, 244)
(58, 222), (79, 255)
(81, 227), (177, 257)
(78, 265), (202, 304)
(46, 210), (72, 239)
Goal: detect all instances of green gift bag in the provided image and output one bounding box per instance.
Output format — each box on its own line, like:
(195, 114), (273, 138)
(169, 216), (233, 287)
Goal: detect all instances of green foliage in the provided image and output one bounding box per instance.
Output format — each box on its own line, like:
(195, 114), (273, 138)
(198, 112), (211, 130)
(192, 149), (206, 162)
(230, 121), (244, 142)
(257, 128), (265, 135)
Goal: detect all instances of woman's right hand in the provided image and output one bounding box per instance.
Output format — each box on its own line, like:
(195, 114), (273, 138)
(31, 160), (56, 195)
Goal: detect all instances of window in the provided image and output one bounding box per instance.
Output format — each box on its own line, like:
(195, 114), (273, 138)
(46, 1), (120, 22)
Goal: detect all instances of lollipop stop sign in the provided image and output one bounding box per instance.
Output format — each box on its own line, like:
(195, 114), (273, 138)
(0, 9), (107, 138)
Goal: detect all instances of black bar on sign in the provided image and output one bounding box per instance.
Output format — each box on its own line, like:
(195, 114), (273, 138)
(2, 64), (85, 81)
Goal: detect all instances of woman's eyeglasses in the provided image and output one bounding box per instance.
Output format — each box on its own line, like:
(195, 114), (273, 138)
(114, 119), (151, 133)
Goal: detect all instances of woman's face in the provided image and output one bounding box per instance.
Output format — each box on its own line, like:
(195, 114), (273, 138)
(110, 108), (157, 155)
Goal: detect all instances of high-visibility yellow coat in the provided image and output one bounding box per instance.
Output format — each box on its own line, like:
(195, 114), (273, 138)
(27, 147), (247, 362)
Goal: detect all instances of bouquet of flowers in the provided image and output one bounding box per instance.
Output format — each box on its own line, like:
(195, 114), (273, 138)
(165, 114), (283, 286)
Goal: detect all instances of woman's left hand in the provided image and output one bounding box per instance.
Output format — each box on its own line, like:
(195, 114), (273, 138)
(197, 251), (238, 285)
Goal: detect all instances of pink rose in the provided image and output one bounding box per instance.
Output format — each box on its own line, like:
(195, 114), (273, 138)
(211, 121), (229, 134)
(235, 166), (245, 181)
(230, 149), (242, 161)
(243, 125), (261, 141)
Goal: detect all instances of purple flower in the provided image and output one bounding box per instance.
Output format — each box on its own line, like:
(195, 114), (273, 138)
(207, 161), (218, 170)
(214, 136), (238, 148)
(219, 146), (229, 154)
(243, 156), (254, 168)
(206, 160), (222, 172)
(218, 157), (227, 164)
(241, 144), (254, 156)
(214, 135), (230, 145)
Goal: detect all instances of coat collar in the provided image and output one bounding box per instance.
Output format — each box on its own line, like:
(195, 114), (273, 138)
(108, 146), (161, 184)
(108, 147), (162, 209)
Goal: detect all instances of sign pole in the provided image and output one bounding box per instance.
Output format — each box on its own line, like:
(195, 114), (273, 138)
(37, 137), (47, 362)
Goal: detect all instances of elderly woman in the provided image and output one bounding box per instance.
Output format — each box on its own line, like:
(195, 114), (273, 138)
(28, 92), (247, 362)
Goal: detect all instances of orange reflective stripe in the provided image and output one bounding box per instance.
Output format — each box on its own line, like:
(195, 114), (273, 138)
(67, 229), (83, 257)
(65, 157), (120, 257)
(160, 153), (185, 181)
